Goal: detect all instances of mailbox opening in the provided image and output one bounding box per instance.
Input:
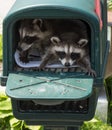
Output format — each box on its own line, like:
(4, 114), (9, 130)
(12, 18), (94, 77)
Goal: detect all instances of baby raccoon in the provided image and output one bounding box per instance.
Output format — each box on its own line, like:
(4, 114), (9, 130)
(39, 35), (96, 77)
(17, 19), (52, 63)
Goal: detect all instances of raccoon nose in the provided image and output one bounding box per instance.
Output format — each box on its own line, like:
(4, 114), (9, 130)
(65, 62), (70, 67)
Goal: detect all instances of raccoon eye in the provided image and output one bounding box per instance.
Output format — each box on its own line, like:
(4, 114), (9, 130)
(24, 36), (30, 42)
(23, 36), (37, 44)
(71, 53), (80, 60)
(56, 51), (66, 59)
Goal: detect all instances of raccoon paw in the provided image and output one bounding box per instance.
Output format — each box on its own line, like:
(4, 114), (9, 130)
(86, 69), (97, 77)
(38, 68), (44, 71)
(19, 56), (29, 63)
(38, 65), (45, 71)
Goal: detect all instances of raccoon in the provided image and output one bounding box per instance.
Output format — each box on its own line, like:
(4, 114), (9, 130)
(17, 19), (53, 63)
(42, 19), (89, 40)
(17, 19), (89, 63)
(39, 35), (96, 77)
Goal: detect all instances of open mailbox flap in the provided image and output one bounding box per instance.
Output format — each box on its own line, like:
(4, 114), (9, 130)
(6, 72), (93, 100)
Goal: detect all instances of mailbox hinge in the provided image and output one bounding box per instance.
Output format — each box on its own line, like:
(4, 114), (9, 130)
(0, 76), (7, 86)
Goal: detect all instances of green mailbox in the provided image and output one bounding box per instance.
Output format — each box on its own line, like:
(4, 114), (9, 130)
(1, 0), (109, 129)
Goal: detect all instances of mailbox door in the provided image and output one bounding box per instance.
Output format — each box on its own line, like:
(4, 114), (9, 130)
(6, 72), (93, 101)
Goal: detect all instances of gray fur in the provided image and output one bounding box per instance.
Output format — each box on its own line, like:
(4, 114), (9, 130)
(17, 19), (53, 63)
(39, 34), (96, 77)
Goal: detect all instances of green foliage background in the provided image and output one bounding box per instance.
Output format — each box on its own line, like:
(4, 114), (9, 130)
(0, 91), (112, 130)
(0, 35), (2, 60)
(0, 91), (43, 130)
(108, 0), (112, 10)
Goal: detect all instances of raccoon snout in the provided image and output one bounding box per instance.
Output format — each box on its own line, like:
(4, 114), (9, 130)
(64, 62), (70, 67)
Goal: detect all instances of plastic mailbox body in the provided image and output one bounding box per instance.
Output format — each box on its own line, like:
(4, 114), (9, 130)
(2, 0), (109, 127)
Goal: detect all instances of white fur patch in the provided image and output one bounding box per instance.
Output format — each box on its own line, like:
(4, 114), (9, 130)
(69, 46), (83, 54)
(59, 58), (76, 66)
(53, 45), (68, 53)
(53, 46), (64, 52)
(64, 45), (68, 53)
(59, 58), (66, 65)
(74, 48), (82, 53)
(22, 28), (38, 38)
(21, 43), (33, 51)
(27, 32), (38, 37)
(22, 29), (26, 38)
(69, 46), (74, 53)
(78, 39), (88, 47)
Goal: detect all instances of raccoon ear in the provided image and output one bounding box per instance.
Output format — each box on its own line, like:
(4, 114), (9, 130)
(33, 19), (43, 28)
(50, 37), (61, 45)
(78, 39), (88, 47)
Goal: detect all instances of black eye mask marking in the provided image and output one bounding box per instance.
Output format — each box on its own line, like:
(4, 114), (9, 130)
(56, 51), (66, 59)
(71, 53), (80, 60)
(23, 36), (38, 44)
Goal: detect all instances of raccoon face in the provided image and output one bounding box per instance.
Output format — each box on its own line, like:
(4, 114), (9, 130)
(19, 19), (43, 38)
(18, 19), (53, 52)
(18, 19), (43, 51)
(56, 51), (81, 66)
(17, 36), (38, 51)
(51, 36), (88, 67)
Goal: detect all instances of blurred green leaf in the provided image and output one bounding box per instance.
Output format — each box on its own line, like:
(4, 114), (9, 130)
(0, 98), (12, 110)
(0, 35), (2, 61)
(0, 110), (13, 118)
(108, 0), (112, 10)
(81, 117), (112, 130)
(12, 120), (31, 130)
(0, 92), (8, 101)
(0, 116), (12, 130)
(10, 118), (19, 127)
(12, 120), (23, 130)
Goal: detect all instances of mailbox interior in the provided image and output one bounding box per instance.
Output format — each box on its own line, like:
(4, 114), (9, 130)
(12, 19), (92, 71)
